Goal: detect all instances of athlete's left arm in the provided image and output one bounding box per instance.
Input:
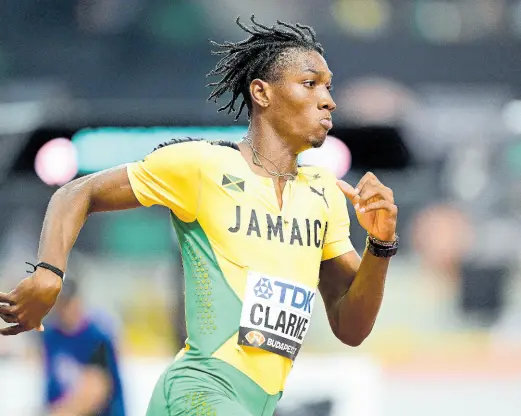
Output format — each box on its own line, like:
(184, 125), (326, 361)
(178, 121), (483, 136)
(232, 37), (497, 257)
(318, 172), (397, 347)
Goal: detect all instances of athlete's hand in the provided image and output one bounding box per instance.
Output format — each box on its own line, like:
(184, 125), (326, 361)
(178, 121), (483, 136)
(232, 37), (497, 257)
(337, 172), (397, 242)
(0, 269), (62, 335)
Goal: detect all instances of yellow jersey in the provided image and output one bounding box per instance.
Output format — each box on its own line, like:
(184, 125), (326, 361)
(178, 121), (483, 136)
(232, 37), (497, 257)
(127, 139), (353, 395)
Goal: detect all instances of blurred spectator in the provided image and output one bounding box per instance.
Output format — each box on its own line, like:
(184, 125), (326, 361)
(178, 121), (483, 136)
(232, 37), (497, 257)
(372, 203), (475, 336)
(41, 278), (125, 416)
(411, 203), (474, 278)
(337, 77), (418, 126)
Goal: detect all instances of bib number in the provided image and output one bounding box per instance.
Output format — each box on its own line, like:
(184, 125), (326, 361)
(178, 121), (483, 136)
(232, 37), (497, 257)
(238, 271), (316, 360)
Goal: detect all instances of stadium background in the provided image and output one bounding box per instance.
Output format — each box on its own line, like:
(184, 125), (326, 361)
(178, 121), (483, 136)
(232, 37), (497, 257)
(1, 1), (521, 415)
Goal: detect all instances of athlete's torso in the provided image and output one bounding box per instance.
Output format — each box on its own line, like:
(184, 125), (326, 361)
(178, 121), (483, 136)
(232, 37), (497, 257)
(127, 140), (352, 394)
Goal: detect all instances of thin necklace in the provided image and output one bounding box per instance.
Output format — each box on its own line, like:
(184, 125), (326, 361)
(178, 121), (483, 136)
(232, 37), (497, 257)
(243, 137), (298, 181)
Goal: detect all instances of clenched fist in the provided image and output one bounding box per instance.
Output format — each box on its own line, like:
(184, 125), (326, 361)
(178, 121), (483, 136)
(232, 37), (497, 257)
(337, 172), (397, 242)
(0, 269), (62, 335)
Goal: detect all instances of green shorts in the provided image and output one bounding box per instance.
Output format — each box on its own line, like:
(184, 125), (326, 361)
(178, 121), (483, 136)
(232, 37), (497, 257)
(146, 358), (282, 416)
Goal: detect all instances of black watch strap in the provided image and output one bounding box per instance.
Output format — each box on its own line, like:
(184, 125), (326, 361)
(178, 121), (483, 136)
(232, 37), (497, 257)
(366, 234), (399, 258)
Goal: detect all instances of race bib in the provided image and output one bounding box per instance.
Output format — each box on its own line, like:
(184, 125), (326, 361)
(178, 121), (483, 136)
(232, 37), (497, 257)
(238, 271), (316, 360)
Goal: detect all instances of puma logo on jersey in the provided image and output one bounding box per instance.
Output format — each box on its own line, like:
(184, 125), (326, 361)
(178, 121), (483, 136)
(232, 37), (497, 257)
(309, 186), (328, 208)
(245, 330), (266, 346)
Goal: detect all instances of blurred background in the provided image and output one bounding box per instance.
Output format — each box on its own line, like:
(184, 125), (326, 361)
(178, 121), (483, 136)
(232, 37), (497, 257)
(1, 0), (521, 415)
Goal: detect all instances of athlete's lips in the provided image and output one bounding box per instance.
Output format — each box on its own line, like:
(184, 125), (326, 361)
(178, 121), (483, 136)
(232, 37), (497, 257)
(319, 118), (333, 130)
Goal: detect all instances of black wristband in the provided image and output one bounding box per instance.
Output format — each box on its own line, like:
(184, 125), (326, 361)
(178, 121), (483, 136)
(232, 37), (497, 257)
(26, 262), (65, 280)
(366, 234), (399, 258)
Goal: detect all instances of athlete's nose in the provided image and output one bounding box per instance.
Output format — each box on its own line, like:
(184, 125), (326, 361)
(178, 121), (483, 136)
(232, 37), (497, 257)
(318, 91), (336, 113)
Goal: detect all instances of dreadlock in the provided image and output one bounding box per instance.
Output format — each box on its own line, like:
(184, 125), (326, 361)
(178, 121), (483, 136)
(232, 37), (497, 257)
(207, 15), (324, 120)
(153, 137), (239, 152)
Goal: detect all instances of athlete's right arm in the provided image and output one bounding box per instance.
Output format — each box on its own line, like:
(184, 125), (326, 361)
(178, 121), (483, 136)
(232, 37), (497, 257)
(0, 166), (142, 336)
(40, 165), (141, 270)
(0, 141), (205, 336)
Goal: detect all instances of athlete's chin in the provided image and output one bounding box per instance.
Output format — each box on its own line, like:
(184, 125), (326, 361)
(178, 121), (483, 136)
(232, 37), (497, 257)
(309, 134), (327, 149)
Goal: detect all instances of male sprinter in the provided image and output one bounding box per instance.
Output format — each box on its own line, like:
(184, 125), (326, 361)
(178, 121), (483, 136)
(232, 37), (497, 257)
(0, 16), (398, 416)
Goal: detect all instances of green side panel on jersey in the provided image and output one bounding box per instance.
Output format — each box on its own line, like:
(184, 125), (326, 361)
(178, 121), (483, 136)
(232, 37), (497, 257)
(170, 213), (243, 356)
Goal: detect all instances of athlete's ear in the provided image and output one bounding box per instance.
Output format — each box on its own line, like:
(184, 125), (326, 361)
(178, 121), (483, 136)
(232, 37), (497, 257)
(250, 79), (271, 109)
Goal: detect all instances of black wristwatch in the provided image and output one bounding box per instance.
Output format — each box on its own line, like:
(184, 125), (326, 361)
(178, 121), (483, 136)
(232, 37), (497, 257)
(366, 234), (399, 258)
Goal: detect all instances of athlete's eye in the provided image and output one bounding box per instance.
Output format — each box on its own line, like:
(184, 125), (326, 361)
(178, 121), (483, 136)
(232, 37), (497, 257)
(326, 84), (333, 92)
(303, 80), (316, 88)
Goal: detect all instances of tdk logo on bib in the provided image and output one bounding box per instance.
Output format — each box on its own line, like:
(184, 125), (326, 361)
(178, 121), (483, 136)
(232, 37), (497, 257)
(255, 277), (314, 313)
(239, 271), (317, 361)
(254, 278), (273, 299)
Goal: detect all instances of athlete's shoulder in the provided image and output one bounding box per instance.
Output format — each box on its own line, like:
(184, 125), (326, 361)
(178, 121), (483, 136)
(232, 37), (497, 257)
(152, 137), (238, 158)
(206, 139), (240, 159)
(203, 139), (242, 168)
(208, 139), (240, 151)
(153, 137), (208, 155)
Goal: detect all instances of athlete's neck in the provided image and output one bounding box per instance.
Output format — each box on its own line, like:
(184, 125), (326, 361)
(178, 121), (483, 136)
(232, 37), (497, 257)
(242, 123), (298, 178)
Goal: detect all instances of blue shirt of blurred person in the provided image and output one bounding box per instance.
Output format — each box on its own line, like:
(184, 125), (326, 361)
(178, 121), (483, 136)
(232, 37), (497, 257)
(41, 279), (125, 416)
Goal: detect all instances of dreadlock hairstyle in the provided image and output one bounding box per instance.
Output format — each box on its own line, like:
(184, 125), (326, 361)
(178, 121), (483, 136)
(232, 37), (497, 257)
(207, 15), (324, 120)
(153, 137), (239, 152)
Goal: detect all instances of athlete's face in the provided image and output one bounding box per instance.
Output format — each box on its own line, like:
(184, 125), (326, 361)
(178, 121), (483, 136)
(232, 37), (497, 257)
(261, 49), (336, 152)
